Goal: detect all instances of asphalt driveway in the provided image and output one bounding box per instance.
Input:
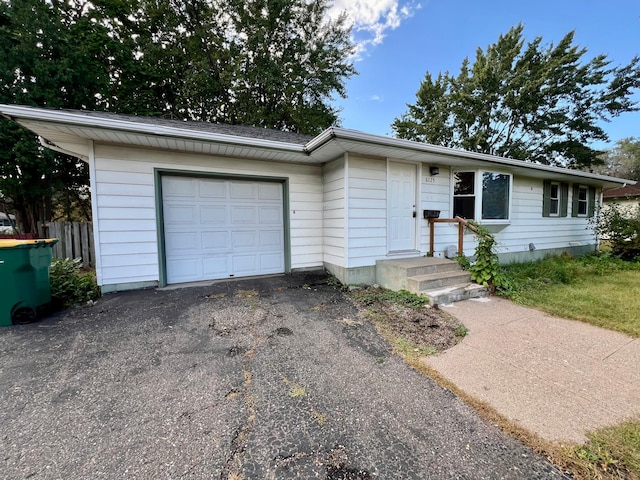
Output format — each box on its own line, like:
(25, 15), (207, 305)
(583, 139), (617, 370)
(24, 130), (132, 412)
(0, 272), (563, 479)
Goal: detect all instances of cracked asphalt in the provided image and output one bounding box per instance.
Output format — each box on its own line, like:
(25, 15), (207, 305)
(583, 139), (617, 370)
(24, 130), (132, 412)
(0, 272), (565, 479)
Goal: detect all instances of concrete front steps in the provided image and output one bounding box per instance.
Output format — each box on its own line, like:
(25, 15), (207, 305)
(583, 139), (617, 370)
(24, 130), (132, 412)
(375, 257), (489, 305)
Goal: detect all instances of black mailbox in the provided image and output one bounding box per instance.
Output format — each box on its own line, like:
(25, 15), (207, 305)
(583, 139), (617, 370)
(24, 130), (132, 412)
(423, 210), (440, 219)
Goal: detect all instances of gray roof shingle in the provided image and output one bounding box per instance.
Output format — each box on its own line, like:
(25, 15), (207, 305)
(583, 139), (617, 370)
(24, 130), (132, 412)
(58, 109), (315, 145)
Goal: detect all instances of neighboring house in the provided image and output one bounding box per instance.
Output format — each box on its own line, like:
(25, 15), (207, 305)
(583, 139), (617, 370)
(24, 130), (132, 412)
(0, 105), (633, 293)
(602, 184), (640, 216)
(0, 212), (16, 234)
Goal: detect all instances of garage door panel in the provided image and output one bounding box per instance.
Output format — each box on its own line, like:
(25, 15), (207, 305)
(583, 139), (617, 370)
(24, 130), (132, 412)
(230, 206), (257, 224)
(165, 231), (199, 251)
(166, 257), (201, 281)
(165, 205), (197, 224)
(200, 205), (227, 224)
(259, 183), (282, 200)
(230, 182), (257, 199)
(260, 230), (283, 248)
(231, 255), (258, 274)
(199, 179), (226, 198)
(203, 256), (229, 277)
(201, 231), (229, 250)
(163, 176), (284, 284)
(231, 230), (259, 249)
(260, 253), (285, 272)
(164, 177), (196, 197)
(259, 206), (282, 224)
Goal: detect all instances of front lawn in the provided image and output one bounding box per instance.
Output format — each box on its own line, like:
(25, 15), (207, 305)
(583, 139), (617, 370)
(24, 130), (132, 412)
(500, 254), (640, 478)
(502, 253), (640, 337)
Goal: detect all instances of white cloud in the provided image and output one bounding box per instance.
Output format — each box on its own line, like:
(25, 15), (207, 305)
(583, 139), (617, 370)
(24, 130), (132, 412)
(328, 0), (420, 57)
(370, 95), (383, 101)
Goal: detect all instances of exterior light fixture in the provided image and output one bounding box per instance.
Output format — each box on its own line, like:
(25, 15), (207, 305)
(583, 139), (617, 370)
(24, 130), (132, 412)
(429, 166), (439, 176)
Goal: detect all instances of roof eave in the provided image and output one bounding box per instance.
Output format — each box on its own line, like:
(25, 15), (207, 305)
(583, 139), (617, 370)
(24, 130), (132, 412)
(315, 127), (635, 187)
(0, 104), (307, 154)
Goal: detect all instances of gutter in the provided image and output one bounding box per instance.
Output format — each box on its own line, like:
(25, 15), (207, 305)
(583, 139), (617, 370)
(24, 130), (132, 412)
(2, 104), (635, 187)
(1, 104), (306, 154)
(311, 127), (636, 186)
(303, 126), (337, 152)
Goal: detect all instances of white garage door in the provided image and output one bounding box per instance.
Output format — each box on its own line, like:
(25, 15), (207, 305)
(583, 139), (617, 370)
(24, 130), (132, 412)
(162, 176), (285, 284)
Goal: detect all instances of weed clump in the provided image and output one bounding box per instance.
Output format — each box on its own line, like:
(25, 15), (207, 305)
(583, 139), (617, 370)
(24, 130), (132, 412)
(50, 258), (100, 308)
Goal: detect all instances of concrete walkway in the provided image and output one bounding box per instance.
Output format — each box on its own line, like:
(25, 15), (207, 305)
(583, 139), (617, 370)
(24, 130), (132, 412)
(424, 296), (640, 444)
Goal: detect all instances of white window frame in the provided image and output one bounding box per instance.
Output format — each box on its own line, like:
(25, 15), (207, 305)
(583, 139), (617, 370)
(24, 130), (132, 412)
(452, 170), (513, 223)
(549, 181), (560, 217)
(577, 185), (588, 217)
(452, 171), (476, 220)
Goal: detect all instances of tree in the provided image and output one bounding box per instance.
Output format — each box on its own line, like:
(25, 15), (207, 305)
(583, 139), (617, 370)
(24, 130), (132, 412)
(227, 0), (355, 133)
(0, 0), (356, 233)
(122, 0), (355, 133)
(594, 137), (640, 181)
(392, 25), (640, 169)
(0, 0), (123, 232)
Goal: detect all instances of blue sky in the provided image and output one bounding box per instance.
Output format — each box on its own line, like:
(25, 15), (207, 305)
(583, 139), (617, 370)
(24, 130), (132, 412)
(330, 0), (640, 149)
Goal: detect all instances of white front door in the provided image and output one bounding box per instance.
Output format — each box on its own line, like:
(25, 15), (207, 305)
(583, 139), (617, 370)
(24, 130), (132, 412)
(388, 162), (417, 252)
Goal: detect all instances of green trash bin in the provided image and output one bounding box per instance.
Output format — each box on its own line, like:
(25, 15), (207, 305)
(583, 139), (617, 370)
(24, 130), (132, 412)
(0, 239), (58, 326)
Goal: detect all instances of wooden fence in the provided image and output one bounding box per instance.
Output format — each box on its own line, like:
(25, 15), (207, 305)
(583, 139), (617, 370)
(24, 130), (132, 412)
(43, 221), (95, 267)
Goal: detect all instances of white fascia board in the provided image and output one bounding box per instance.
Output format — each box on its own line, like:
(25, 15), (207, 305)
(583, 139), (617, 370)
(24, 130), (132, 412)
(0, 104), (306, 154)
(312, 127), (635, 187)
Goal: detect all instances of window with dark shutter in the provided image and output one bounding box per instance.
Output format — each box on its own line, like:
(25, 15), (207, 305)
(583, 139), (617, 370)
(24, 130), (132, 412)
(543, 180), (569, 217)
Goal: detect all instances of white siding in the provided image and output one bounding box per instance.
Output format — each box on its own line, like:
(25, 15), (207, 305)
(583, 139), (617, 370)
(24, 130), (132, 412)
(419, 165), (457, 253)
(340, 156), (599, 271)
(346, 156), (387, 267)
(425, 172), (598, 258)
(92, 144), (323, 288)
(322, 157), (346, 266)
(493, 177), (596, 255)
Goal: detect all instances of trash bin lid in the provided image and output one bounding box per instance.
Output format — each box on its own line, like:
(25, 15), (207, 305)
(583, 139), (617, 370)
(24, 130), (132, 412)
(0, 238), (58, 248)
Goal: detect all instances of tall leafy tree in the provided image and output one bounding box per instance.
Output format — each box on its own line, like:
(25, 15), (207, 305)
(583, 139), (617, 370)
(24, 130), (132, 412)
(594, 137), (640, 181)
(392, 25), (640, 169)
(227, 0), (355, 133)
(0, 0), (126, 232)
(0, 0), (356, 233)
(123, 0), (355, 132)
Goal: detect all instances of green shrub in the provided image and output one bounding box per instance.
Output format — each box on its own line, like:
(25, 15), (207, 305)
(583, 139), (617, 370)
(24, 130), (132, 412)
(466, 221), (511, 294)
(593, 202), (640, 260)
(50, 258), (101, 308)
(501, 252), (640, 301)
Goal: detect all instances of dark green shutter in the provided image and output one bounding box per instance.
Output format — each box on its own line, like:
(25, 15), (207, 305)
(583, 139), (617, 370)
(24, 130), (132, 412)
(571, 184), (579, 217)
(588, 186), (596, 217)
(560, 183), (569, 217)
(542, 180), (551, 217)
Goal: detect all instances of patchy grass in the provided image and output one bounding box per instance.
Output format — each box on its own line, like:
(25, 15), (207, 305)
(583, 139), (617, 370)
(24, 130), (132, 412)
(343, 275), (640, 480)
(393, 337), (437, 359)
(502, 253), (640, 337)
(569, 419), (640, 479)
(288, 384), (307, 398)
(349, 286), (467, 355)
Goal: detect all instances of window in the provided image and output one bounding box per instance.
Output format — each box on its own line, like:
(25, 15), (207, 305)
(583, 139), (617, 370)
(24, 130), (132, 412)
(481, 172), (510, 220)
(549, 183), (560, 216)
(543, 180), (568, 217)
(577, 187), (588, 215)
(572, 184), (596, 217)
(453, 172), (475, 219)
(453, 171), (512, 221)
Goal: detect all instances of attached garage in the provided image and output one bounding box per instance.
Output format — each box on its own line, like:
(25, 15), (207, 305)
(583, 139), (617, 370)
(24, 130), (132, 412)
(0, 105), (632, 293)
(161, 175), (286, 284)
